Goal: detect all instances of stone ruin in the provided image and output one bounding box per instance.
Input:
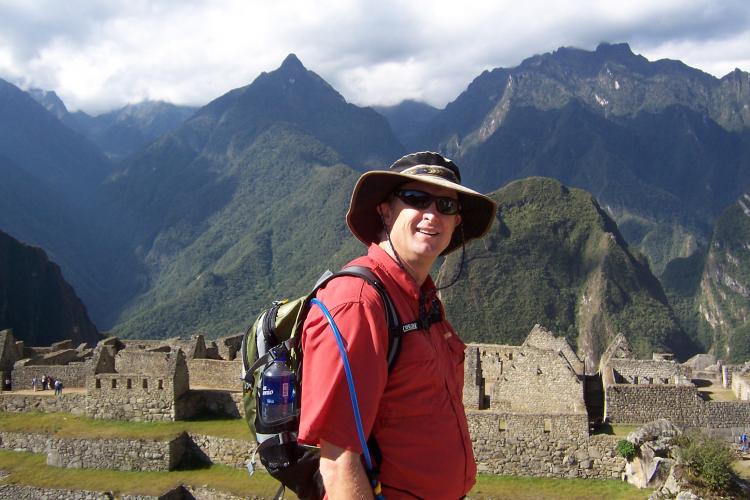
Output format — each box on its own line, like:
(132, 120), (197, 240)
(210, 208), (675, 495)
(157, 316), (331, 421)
(0, 328), (244, 421)
(3, 323), (750, 484)
(599, 334), (750, 442)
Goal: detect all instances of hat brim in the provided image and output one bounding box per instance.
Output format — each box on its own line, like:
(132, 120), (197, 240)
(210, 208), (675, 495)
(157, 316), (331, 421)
(346, 170), (497, 255)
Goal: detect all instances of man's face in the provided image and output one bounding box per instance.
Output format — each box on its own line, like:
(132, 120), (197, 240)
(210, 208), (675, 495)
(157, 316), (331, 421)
(379, 181), (462, 267)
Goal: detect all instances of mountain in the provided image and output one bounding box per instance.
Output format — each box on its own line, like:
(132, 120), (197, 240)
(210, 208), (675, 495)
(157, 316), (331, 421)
(27, 89), (198, 160)
(439, 177), (695, 369)
(374, 99), (440, 150)
(69, 101), (198, 160)
(0, 229), (100, 346)
(0, 79), (113, 203)
(692, 193), (750, 362)
(414, 43), (750, 275)
(27, 88), (69, 121)
(95, 54), (404, 336)
(0, 79), (118, 320)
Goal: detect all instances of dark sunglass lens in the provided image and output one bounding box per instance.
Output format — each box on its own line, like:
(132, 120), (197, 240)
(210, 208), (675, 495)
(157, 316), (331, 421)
(436, 198), (460, 215)
(398, 190), (432, 209)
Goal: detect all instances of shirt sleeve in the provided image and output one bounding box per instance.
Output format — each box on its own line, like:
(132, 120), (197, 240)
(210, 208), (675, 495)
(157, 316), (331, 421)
(297, 279), (390, 452)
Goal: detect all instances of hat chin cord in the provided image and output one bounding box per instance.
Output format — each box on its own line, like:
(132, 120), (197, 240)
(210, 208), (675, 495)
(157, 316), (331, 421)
(379, 210), (465, 292)
(379, 210), (408, 274)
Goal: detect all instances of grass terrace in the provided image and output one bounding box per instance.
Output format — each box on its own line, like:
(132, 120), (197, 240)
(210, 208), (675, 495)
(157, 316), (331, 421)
(0, 450), (653, 499)
(0, 411), (654, 498)
(0, 411), (251, 440)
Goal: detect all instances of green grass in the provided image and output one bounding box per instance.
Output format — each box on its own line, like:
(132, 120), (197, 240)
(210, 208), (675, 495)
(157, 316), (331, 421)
(0, 411), (650, 499)
(0, 450), (279, 497)
(471, 474), (651, 499)
(0, 411), (251, 441)
(592, 423), (639, 437)
(0, 450), (650, 499)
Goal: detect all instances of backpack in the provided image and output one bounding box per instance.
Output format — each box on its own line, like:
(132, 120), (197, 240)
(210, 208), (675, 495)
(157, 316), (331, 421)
(241, 265), (408, 500)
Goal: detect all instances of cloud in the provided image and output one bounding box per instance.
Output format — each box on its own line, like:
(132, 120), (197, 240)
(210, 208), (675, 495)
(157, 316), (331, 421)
(0, 0), (748, 114)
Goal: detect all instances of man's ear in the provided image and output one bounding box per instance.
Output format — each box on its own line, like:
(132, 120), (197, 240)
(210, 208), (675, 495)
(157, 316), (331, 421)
(378, 202), (392, 228)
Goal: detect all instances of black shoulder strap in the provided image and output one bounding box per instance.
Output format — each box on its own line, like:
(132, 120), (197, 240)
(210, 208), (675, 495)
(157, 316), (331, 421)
(311, 265), (403, 371)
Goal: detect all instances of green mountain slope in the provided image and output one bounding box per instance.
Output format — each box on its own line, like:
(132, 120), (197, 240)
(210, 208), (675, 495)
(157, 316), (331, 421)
(413, 43), (750, 275)
(695, 194), (750, 362)
(440, 177), (694, 369)
(96, 55), (404, 336)
(0, 80), (117, 322)
(110, 126), (364, 338)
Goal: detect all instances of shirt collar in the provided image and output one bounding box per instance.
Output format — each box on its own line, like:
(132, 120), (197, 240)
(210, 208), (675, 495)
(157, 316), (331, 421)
(366, 243), (437, 301)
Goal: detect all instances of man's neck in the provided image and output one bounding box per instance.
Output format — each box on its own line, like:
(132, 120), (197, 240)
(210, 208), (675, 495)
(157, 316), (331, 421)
(378, 241), (431, 286)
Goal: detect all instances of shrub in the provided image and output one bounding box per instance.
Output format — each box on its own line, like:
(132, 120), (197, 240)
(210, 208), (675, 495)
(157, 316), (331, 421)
(616, 439), (637, 461)
(677, 431), (735, 493)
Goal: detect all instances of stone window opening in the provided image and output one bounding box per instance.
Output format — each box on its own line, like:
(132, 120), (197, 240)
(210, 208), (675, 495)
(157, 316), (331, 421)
(126, 379), (132, 389)
(158, 379), (164, 390)
(143, 379), (148, 389)
(95, 379), (101, 389)
(111, 379), (117, 389)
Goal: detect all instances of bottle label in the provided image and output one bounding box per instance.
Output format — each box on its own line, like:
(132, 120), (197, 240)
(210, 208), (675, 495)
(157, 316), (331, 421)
(261, 374), (295, 405)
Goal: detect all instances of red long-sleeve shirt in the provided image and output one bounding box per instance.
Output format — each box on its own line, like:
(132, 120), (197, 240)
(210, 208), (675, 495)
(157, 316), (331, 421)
(299, 244), (476, 499)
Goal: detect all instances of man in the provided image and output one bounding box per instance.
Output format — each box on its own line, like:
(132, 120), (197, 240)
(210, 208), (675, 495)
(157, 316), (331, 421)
(298, 152), (496, 499)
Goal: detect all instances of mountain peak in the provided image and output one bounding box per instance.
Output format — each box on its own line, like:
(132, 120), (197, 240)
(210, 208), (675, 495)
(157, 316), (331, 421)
(279, 53), (306, 73)
(28, 88), (69, 119)
(595, 42), (634, 58)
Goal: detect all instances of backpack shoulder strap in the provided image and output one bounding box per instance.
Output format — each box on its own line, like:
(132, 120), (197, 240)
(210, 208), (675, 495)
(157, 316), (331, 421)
(311, 265), (404, 372)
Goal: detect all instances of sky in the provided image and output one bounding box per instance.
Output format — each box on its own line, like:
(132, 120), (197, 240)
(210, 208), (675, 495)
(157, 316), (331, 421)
(1, 0), (749, 115)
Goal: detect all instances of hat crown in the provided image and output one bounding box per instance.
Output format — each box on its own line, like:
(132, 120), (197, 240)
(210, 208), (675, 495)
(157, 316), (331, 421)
(388, 151), (462, 184)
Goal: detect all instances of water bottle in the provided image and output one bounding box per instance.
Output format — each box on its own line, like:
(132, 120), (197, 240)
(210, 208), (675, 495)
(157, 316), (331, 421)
(260, 349), (297, 425)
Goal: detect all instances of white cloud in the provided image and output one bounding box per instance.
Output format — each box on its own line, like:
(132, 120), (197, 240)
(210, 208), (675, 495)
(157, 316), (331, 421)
(0, 0), (748, 113)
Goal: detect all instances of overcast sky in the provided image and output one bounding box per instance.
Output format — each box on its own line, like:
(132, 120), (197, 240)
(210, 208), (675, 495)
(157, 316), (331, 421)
(1, 0), (749, 115)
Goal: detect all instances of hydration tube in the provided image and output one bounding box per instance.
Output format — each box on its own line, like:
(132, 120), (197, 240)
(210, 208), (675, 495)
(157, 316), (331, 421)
(310, 298), (384, 500)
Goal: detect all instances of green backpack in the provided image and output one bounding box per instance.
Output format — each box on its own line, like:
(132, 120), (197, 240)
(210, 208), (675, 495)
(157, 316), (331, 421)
(240, 265), (407, 500)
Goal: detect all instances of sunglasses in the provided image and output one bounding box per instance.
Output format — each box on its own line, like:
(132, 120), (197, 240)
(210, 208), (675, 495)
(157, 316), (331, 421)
(394, 190), (461, 215)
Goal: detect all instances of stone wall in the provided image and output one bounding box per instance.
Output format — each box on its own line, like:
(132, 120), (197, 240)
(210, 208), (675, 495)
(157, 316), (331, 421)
(0, 484), (114, 499)
(522, 325), (584, 375)
(86, 374), (181, 421)
(0, 431), (185, 471)
(605, 383), (750, 431)
(115, 351), (176, 377)
(34, 349), (80, 365)
(187, 359), (242, 390)
(608, 359), (683, 384)
(472, 344), (585, 414)
(12, 362), (90, 390)
(605, 384), (703, 425)
(0, 431), (53, 454)
(467, 411), (624, 479)
(186, 433), (252, 468)
(49, 435), (186, 471)
(177, 390), (244, 419)
(0, 392), (87, 414)
(732, 374), (750, 400)
(215, 334), (243, 361)
(463, 346), (484, 409)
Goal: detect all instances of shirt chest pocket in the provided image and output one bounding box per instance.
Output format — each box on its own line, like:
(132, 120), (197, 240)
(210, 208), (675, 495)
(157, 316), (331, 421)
(378, 331), (440, 415)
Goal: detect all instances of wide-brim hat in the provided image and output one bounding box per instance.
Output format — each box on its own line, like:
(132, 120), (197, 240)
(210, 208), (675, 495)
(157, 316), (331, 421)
(346, 152), (497, 255)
